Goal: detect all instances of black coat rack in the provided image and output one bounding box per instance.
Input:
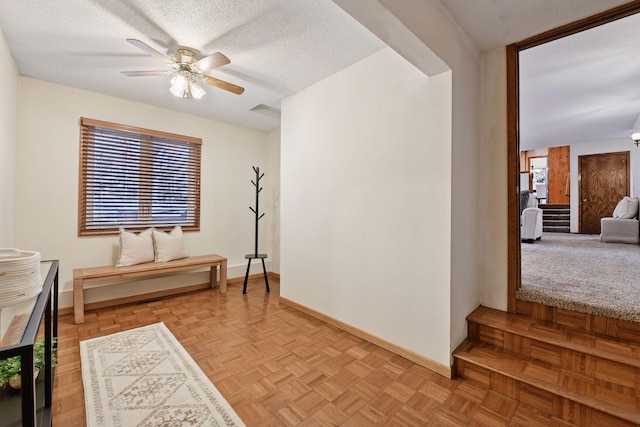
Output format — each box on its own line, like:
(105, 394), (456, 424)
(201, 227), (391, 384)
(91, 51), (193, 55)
(243, 166), (270, 294)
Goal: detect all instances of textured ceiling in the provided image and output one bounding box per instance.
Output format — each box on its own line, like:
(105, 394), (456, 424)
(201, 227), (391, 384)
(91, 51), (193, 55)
(0, 0), (638, 145)
(0, 0), (386, 132)
(438, 0), (632, 52)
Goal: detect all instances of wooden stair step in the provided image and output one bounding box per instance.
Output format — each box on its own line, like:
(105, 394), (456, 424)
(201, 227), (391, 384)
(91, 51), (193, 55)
(542, 221), (569, 228)
(539, 204), (570, 209)
(468, 306), (640, 370)
(543, 228), (570, 233)
(542, 208), (571, 215)
(543, 219), (570, 224)
(454, 340), (640, 425)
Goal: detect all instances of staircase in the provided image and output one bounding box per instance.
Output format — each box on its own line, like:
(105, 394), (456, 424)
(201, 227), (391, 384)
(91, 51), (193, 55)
(453, 306), (640, 426)
(540, 203), (570, 233)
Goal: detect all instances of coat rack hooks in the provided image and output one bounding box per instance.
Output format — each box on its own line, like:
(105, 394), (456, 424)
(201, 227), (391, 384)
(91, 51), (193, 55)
(243, 166), (270, 294)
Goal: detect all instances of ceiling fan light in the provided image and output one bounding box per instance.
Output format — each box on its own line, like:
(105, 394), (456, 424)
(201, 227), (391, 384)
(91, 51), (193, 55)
(188, 79), (206, 99)
(169, 73), (205, 99)
(170, 74), (188, 97)
(123, 39), (244, 97)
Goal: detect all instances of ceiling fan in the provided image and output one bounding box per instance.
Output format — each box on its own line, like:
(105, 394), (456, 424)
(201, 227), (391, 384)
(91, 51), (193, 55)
(121, 39), (244, 99)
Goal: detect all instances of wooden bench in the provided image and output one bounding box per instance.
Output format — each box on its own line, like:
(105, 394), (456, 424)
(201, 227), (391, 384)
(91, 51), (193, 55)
(73, 254), (227, 324)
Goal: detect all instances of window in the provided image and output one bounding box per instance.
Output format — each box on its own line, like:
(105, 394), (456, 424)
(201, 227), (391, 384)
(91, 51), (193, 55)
(79, 118), (201, 236)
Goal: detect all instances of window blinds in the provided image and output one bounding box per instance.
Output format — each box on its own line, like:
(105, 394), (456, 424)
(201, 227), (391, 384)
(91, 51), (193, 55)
(79, 118), (201, 235)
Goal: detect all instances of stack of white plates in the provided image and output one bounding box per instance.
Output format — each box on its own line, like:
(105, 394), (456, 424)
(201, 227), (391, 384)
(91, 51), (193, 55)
(0, 249), (42, 308)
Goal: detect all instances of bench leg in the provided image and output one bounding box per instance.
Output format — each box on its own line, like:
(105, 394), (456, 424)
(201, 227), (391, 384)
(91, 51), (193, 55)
(210, 265), (218, 289)
(73, 278), (85, 324)
(210, 262), (227, 294)
(219, 261), (227, 294)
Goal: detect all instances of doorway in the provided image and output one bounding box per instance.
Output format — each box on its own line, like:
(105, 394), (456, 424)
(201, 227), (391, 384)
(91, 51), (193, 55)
(529, 157), (548, 203)
(578, 151), (630, 234)
(506, 2), (640, 312)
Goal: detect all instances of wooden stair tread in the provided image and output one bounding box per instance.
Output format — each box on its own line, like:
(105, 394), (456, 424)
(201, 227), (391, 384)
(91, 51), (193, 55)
(454, 340), (640, 424)
(468, 306), (640, 369)
(539, 204), (570, 209)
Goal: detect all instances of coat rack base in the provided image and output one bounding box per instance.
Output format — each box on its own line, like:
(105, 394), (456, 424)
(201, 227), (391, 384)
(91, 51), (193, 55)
(243, 254), (270, 294)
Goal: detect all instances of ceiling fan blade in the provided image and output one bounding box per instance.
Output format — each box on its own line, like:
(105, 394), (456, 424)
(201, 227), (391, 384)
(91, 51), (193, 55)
(201, 75), (244, 95)
(121, 70), (170, 77)
(126, 39), (173, 63)
(194, 52), (230, 72)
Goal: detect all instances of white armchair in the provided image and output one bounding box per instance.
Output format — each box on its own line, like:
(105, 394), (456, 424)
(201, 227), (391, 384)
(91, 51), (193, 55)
(600, 196), (639, 244)
(521, 191), (543, 243)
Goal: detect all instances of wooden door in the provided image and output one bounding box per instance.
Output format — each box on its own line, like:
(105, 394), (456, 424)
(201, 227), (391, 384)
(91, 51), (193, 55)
(578, 151), (629, 234)
(548, 146), (570, 204)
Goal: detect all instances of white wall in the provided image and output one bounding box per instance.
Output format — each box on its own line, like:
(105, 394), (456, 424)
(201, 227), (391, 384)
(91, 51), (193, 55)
(569, 139), (639, 232)
(281, 47), (453, 367)
(293, 0), (485, 368)
(14, 77), (271, 308)
(479, 47), (508, 310)
(0, 28), (18, 247)
(366, 0), (483, 359)
(266, 128), (281, 274)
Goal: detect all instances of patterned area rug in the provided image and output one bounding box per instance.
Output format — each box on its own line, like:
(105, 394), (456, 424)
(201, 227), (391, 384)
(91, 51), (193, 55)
(519, 233), (640, 322)
(80, 323), (245, 427)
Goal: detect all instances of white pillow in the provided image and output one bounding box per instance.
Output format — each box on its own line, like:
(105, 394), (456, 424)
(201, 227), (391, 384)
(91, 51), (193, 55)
(116, 228), (155, 267)
(613, 196), (639, 219)
(152, 226), (188, 262)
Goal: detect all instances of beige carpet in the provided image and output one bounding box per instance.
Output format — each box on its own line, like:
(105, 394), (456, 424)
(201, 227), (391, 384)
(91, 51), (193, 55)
(80, 322), (245, 427)
(518, 233), (640, 322)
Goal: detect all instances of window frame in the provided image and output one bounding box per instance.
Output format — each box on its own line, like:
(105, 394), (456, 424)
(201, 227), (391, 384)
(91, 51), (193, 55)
(78, 117), (202, 236)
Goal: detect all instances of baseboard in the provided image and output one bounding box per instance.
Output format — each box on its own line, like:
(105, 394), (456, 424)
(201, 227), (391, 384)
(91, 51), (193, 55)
(227, 271), (280, 284)
(279, 297), (452, 378)
(59, 306), (73, 316)
(228, 273), (258, 285)
(60, 282), (214, 317)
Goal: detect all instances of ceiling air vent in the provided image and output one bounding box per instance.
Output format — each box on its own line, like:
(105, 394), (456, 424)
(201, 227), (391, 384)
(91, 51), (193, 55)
(249, 104), (281, 119)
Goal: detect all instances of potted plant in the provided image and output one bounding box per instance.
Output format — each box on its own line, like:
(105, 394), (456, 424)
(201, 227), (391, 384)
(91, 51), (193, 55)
(0, 356), (22, 388)
(0, 339), (57, 389)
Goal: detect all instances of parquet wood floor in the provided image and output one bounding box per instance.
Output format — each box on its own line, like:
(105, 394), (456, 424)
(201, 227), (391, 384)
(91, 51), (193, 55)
(52, 279), (550, 426)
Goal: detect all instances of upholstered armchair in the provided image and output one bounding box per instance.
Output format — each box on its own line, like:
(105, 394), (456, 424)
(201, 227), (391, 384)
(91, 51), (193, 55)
(600, 196), (639, 244)
(520, 191), (543, 243)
